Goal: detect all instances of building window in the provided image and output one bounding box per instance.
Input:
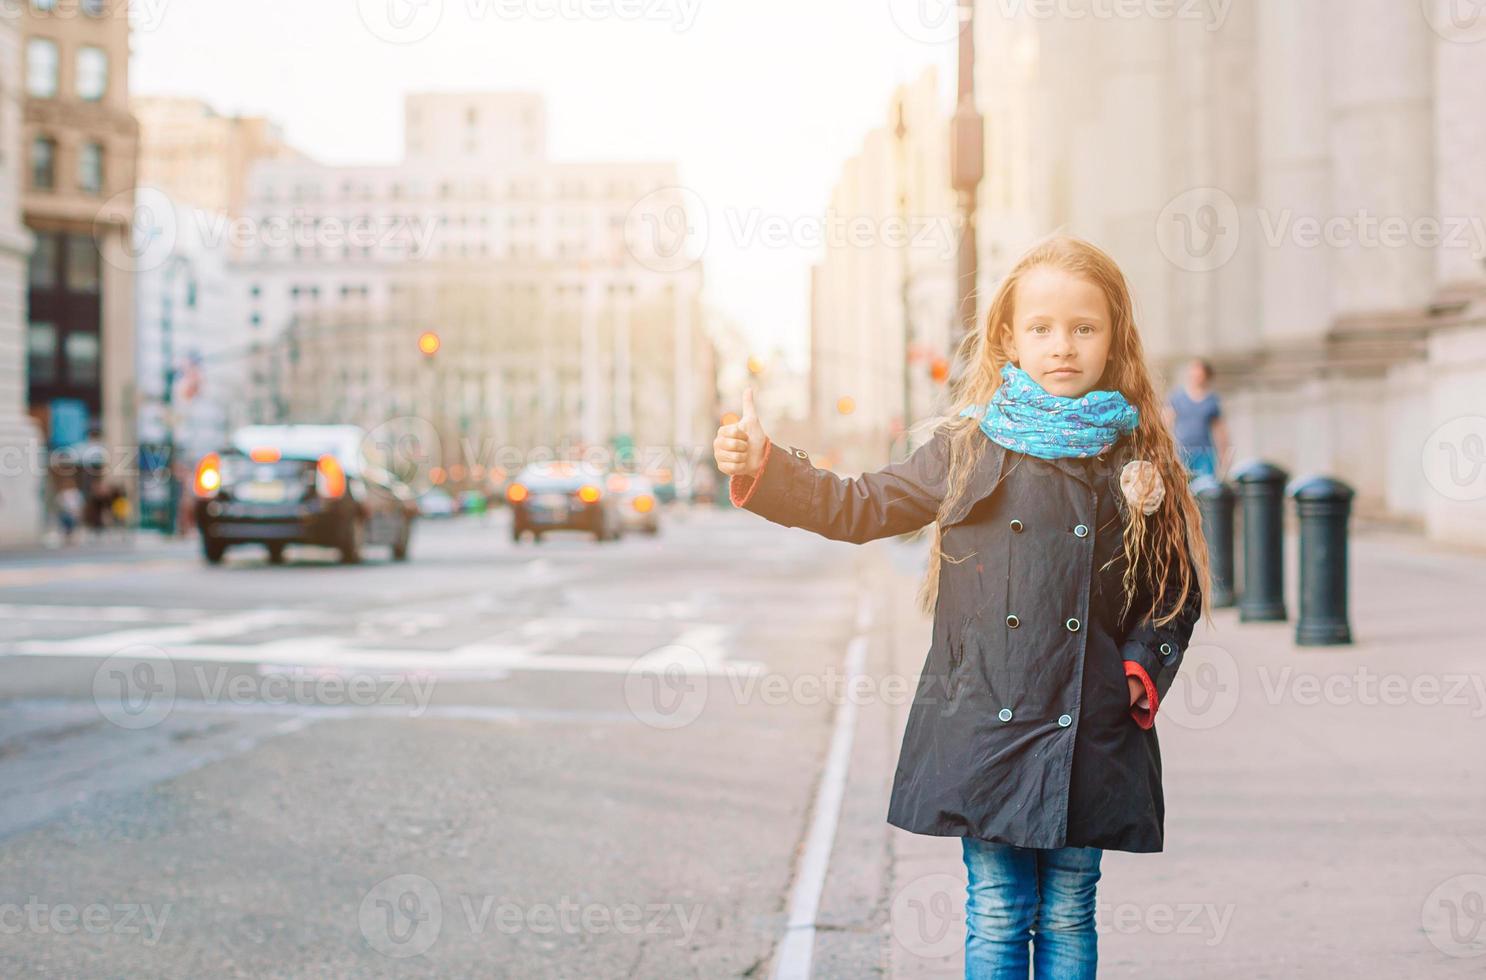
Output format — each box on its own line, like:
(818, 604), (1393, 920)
(82, 0), (106, 14)
(29, 233), (59, 289)
(26, 38), (58, 98)
(78, 141), (104, 194)
(27, 324), (57, 385)
(31, 136), (56, 190)
(77, 47), (109, 101)
(66, 236), (100, 293)
(32, 0), (60, 11)
(64, 333), (100, 386)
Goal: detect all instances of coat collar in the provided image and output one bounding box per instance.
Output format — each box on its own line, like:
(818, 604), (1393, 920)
(942, 434), (1131, 525)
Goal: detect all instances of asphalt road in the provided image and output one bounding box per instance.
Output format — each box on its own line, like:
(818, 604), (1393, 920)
(0, 507), (889, 978)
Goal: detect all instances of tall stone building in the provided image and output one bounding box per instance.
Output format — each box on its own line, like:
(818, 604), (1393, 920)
(973, 0), (1486, 545)
(810, 68), (958, 470)
(234, 93), (710, 477)
(0, 15), (42, 546)
(133, 96), (304, 221)
(20, 0), (137, 466)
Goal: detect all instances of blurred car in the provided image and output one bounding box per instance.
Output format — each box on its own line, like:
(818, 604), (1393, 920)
(193, 424), (416, 565)
(417, 488), (457, 518)
(505, 462), (622, 543)
(646, 468), (678, 504)
(457, 489), (487, 515)
(608, 472), (661, 536)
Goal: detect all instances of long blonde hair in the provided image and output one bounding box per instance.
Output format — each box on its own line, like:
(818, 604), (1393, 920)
(913, 234), (1212, 631)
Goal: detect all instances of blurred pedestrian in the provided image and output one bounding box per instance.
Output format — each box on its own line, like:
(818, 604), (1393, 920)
(57, 479), (83, 545)
(1163, 358), (1230, 481)
(717, 235), (1210, 979)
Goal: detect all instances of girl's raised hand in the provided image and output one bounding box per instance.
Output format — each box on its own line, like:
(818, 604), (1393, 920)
(713, 386), (769, 478)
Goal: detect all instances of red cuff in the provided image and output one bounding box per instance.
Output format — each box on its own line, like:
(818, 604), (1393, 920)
(728, 439), (773, 508)
(1124, 660), (1159, 730)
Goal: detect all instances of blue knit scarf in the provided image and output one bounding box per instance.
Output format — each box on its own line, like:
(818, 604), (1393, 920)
(959, 363), (1139, 460)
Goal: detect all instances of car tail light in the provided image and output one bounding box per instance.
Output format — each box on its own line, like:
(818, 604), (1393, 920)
(577, 484), (601, 504)
(249, 446), (281, 463)
(507, 483), (528, 503)
(633, 494), (654, 513)
(194, 453), (222, 497)
(316, 455), (346, 499)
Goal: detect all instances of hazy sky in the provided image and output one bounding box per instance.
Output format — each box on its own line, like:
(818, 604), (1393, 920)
(131, 0), (955, 372)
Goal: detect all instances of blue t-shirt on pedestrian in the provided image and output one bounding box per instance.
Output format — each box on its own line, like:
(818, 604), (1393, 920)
(1169, 387), (1220, 451)
(1169, 387), (1221, 478)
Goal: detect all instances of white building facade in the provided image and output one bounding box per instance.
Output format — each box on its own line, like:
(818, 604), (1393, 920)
(0, 17), (41, 546)
(231, 93), (710, 479)
(973, 0), (1486, 545)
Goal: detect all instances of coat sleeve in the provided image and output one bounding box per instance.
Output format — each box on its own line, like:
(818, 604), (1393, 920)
(1121, 550), (1204, 729)
(728, 429), (949, 544)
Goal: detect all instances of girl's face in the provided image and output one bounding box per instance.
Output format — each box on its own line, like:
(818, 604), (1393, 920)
(1001, 265), (1114, 399)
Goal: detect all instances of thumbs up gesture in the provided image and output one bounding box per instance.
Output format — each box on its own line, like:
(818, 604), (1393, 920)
(714, 386), (769, 478)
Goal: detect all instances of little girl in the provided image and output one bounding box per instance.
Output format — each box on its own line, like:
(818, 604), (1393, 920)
(714, 235), (1212, 978)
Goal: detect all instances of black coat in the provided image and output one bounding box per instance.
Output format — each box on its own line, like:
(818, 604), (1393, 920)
(731, 425), (1203, 853)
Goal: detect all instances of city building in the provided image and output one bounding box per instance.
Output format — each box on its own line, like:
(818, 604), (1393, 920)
(133, 96), (304, 223)
(809, 68), (958, 470)
(232, 92), (710, 480)
(20, 0), (137, 467)
(972, 2), (1486, 545)
(0, 14), (42, 546)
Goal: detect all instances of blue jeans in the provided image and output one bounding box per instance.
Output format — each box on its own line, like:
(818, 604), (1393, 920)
(962, 837), (1102, 979)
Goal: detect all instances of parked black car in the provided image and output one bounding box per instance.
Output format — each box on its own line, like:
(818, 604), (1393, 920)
(506, 462), (622, 543)
(193, 424), (417, 565)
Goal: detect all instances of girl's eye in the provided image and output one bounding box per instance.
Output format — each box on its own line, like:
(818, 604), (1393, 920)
(1076, 324), (1095, 334)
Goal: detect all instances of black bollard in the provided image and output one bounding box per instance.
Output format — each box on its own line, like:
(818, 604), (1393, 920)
(1192, 475), (1236, 608)
(1233, 460), (1289, 622)
(1288, 476), (1355, 645)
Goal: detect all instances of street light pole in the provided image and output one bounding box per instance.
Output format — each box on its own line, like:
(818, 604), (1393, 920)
(894, 97), (914, 462)
(951, 0), (983, 349)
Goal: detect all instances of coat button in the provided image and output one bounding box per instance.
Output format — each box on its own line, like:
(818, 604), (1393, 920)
(1160, 642), (1173, 655)
(998, 707), (1013, 722)
(1006, 614), (1020, 629)
(1057, 713), (1072, 727)
(794, 449), (808, 459)
(1074, 524), (1088, 537)
(1066, 617), (1080, 632)
(1009, 519), (1024, 532)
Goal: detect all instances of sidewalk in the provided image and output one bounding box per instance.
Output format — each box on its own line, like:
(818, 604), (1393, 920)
(0, 528), (193, 565)
(876, 527), (1486, 979)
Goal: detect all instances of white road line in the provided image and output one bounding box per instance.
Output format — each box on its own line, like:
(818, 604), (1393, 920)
(1, 609), (329, 656)
(772, 598), (874, 980)
(4, 632), (766, 678)
(0, 604), (218, 622)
